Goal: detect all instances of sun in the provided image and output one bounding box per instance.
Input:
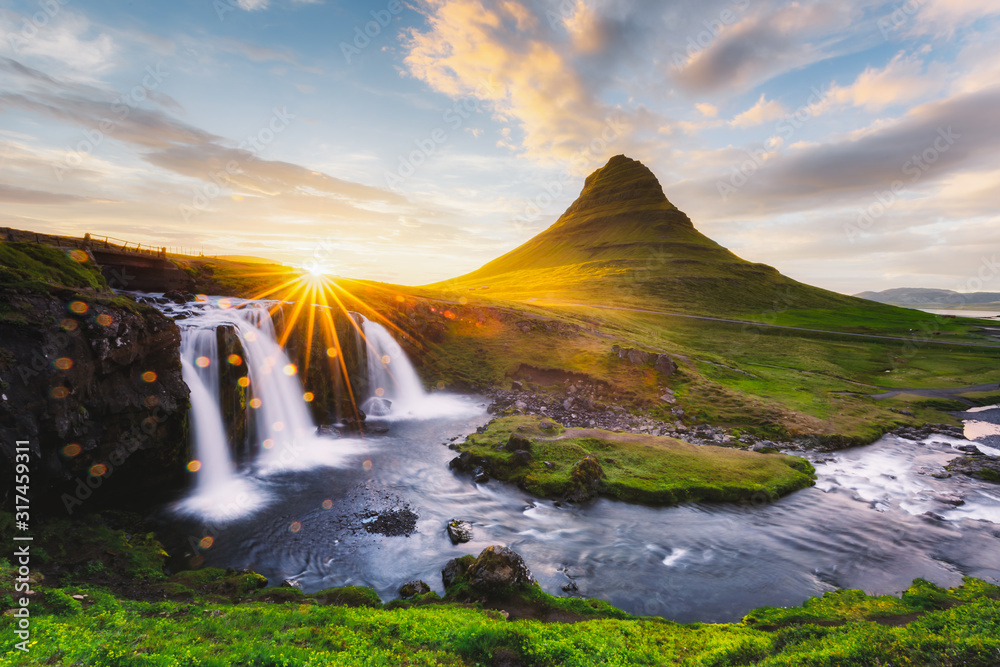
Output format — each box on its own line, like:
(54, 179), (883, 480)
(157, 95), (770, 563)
(303, 262), (329, 277)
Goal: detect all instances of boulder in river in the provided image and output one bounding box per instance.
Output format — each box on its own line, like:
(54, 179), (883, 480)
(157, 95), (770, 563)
(364, 397), (393, 417)
(447, 519), (473, 544)
(399, 580), (431, 599)
(465, 546), (535, 592)
(946, 456), (1000, 483)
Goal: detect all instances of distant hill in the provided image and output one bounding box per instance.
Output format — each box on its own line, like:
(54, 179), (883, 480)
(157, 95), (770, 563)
(855, 288), (1000, 310)
(430, 155), (911, 318)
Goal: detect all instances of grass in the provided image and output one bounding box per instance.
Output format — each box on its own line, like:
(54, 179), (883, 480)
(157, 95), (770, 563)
(4, 554), (1000, 666)
(452, 416), (816, 504)
(0, 242), (107, 294)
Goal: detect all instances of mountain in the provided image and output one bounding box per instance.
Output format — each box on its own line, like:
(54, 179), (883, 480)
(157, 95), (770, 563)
(431, 155), (890, 316)
(856, 288), (1000, 310)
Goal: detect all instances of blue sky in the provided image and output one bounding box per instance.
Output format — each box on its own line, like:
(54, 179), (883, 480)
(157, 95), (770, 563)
(1, 0), (998, 293)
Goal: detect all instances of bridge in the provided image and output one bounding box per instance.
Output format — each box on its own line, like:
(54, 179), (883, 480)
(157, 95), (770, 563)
(2, 227), (197, 292)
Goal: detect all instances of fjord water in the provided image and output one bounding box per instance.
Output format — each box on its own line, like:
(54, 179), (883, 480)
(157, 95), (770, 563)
(166, 297), (1000, 623)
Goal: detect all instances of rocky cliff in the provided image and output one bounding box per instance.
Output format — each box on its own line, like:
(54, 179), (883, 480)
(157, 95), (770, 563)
(0, 243), (190, 515)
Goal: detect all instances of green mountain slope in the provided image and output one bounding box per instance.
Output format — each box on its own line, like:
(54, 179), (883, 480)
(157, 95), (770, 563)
(430, 155), (906, 318)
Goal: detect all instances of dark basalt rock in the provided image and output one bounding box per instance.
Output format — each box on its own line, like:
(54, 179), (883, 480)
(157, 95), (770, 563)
(0, 292), (189, 514)
(947, 456), (1000, 483)
(399, 580), (431, 598)
(447, 519), (473, 544)
(465, 546), (535, 593)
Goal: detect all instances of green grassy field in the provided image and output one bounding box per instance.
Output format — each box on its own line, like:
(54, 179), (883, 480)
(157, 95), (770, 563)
(4, 515), (1000, 667)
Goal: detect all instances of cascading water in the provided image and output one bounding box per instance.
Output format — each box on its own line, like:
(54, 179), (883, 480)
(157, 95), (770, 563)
(362, 318), (426, 416)
(167, 298), (364, 521)
(358, 316), (484, 421)
(179, 330), (234, 492)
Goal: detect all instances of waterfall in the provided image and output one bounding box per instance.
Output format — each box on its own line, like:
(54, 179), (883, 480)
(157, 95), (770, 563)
(361, 318), (426, 416)
(179, 330), (234, 492)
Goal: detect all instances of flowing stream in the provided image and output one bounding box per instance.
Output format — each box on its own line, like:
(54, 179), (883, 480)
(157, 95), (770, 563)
(160, 295), (1000, 623)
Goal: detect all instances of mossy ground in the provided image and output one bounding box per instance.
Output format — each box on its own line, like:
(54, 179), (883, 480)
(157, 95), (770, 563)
(3, 518), (999, 667)
(454, 416), (815, 504)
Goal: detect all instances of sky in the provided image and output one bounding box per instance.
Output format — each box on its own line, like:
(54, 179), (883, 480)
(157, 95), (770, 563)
(0, 0), (998, 294)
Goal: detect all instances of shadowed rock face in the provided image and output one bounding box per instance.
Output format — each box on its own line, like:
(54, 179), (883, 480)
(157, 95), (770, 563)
(0, 292), (190, 514)
(465, 546), (535, 592)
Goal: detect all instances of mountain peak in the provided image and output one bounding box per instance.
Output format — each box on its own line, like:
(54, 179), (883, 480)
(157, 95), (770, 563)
(566, 155), (674, 216)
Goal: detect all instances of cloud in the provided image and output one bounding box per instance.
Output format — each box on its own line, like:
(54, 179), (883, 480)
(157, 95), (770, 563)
(810, 51), (943, 114)
(0, 56), (404, 215)
(729, 93), (786, 128)
(0, 183), (101, 205)
(0, 10), (117, 77)
(672, 2), (852, 94)
(403, 0), (634, 167)
(695, 102), (718, 118)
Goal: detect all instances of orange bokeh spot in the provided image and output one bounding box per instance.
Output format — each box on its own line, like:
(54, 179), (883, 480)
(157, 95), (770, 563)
(195, 356), (210, 368)
(61, 318), (78, 331)
(69, 249), (89, 262)
(362, 460), (373, 471)
(228, 354), (243, 366)
(142, 371), (157, 383)
(90, 464), (107, 477)
(283, 364), (297, 376)
(54, 357), (73, 370)
(262, 438), (275, 449)
(374, 387), (385, 397)
(96, 313), (112, 326)
(237, 376), (250, 388)
(381, 355), (391, 365)
(69, 301), (88, 314)
(303, 392), (315, 402)
(63, 443), (82, 457)
(326, 347), (338, 357)
(199, 536), (214, 549)
(187, 460), (202, 472)
(289, 521), (302, 533)
(322, 499), (333, 510)
(249, 398), (262, 409)
(50, 387), (69, 399)
(218, 298), (232, 310)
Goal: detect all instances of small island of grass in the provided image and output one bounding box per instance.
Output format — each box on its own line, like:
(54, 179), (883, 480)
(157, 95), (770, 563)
(450, 415), (816, 504)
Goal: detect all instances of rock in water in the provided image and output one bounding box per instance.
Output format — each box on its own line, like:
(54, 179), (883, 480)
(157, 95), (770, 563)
(568, 455), (605, 502)
(447, 519), (473, 544)
(364, 397), (393, 417)
(947, 456), (1000, 483)
(399, 580), (431, 599)
(466, 546), (535, 592)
